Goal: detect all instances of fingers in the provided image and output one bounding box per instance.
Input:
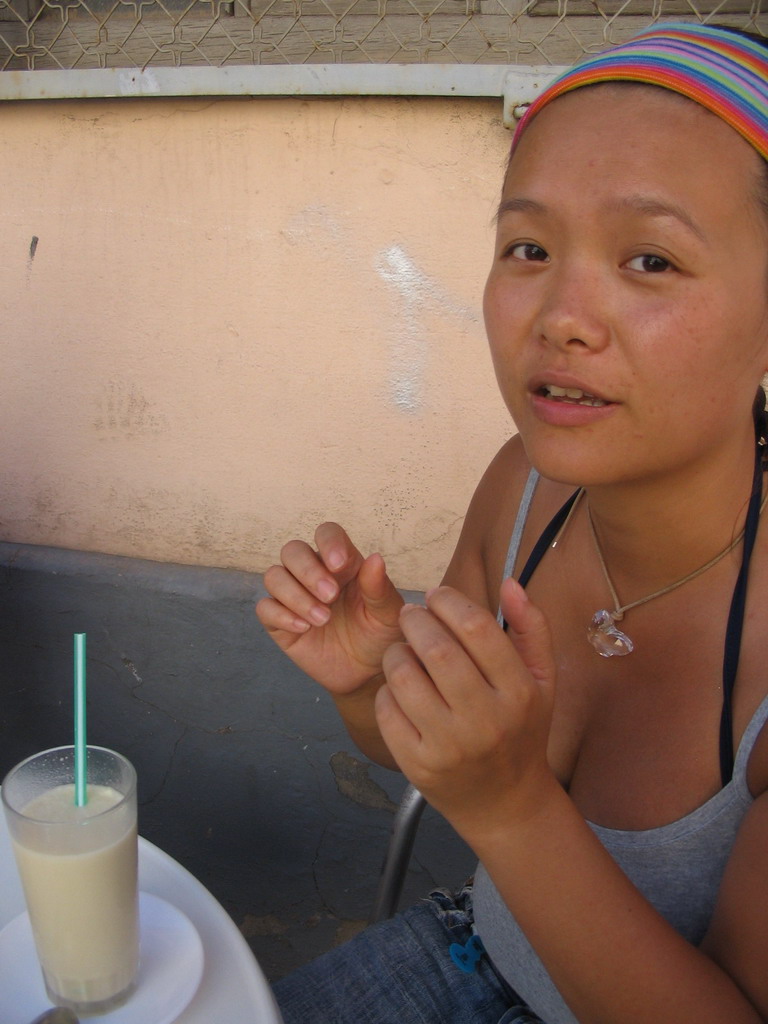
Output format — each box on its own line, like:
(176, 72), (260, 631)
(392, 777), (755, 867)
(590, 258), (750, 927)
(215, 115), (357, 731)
(377, 601), (504, 767)
(381, 636), (451, 723)
(376, 587), (558, 816)
(498, 578), (556, 693)
(256, 569), (329, 632)
(390, 603), (485, 719)
(379, 585), (556, 733)
(261, 554), (331, 631)
(374, 680), (422, 749)
(314, 522), (365, 588)
(399, 591), (518, 701)
(357, 553), (405, 627)
(259, 524), (360, 628)
(421, 583), (555, 700)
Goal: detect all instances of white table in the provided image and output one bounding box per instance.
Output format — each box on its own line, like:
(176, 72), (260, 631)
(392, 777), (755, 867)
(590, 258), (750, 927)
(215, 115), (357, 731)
(0, 804), (284, 1024)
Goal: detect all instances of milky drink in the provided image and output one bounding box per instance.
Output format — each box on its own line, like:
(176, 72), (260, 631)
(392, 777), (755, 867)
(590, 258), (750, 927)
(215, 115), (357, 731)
(12, 782), (138, 1006)
(1, 745), (140, 1016)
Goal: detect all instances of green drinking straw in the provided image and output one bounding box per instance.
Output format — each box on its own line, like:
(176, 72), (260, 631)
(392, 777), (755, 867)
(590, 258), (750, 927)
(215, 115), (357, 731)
(74, 632), (87, 807)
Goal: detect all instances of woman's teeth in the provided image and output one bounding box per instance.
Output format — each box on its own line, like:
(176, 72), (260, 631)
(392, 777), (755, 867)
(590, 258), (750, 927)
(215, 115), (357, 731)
(543, 385), (607, 408)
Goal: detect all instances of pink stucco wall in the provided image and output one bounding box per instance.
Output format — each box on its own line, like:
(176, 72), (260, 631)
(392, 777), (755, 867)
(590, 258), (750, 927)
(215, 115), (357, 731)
(1, 94), (514, 590)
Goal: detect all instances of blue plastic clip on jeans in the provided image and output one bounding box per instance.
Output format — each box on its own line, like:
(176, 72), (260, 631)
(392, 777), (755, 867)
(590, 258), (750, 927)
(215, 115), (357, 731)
(449, 934), (486, 973)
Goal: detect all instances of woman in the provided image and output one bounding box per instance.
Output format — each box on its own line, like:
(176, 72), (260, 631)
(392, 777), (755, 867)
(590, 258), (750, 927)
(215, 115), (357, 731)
(257, 22), (768, 1023)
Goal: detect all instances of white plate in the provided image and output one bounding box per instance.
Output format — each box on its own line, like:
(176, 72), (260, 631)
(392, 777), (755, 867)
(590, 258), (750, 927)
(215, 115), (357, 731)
(0, 891), (204, 1024)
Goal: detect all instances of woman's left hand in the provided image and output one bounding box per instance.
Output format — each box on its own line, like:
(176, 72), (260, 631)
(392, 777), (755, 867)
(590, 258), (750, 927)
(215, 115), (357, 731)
(375, 578), (558, 843)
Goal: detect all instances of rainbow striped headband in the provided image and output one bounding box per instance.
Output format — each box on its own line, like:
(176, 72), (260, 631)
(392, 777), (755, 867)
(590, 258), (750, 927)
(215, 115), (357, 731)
(512, 22), (768, 162)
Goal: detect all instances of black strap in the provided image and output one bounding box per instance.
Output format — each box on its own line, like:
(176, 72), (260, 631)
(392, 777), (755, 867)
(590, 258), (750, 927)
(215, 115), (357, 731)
(504, 449), (764, 788)
(720, 442), (764, 785)
(516, 489), (580, 591)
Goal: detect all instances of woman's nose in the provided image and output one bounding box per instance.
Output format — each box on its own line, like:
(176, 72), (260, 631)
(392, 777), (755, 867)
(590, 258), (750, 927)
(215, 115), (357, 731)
(537, 267), (611, 353)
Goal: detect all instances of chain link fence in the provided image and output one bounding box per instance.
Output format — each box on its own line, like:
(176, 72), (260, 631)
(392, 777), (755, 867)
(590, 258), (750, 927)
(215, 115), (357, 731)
(1, 0), (765, 73)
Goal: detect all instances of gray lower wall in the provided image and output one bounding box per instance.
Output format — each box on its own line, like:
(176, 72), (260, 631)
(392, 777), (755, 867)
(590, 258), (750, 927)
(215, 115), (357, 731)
(0, 542), (474, 981)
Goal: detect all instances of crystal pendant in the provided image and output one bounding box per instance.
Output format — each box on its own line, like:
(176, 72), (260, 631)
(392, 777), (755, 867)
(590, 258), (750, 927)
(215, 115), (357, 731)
(587, 609), (634, 658)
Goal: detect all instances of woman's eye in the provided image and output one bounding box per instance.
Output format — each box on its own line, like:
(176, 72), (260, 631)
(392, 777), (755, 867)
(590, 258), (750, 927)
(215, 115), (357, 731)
(626, 253), (673, 273)
(507, 243), (549, 263)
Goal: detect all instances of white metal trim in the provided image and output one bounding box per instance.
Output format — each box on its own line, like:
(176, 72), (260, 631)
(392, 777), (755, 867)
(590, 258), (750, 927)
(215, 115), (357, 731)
(0, 64), (564, 125)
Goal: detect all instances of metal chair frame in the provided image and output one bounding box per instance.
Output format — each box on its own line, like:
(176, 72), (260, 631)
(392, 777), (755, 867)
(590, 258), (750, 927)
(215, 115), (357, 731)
(370, 783), (427, 923)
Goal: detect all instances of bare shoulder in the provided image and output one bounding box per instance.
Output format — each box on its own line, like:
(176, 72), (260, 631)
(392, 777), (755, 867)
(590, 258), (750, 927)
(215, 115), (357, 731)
(440, 436), (527, 608)
(468, 435), (534, 516)
(703, 790), (768, 1016)
(442, 436), (570, 609)
(740, 517), (768, 799)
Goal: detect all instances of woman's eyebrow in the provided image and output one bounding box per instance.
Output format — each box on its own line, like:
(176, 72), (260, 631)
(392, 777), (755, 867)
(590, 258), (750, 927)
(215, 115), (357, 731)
(495, 193), (707, 242)
(614, 195), (707, 242)
(494, 196), (546, 224)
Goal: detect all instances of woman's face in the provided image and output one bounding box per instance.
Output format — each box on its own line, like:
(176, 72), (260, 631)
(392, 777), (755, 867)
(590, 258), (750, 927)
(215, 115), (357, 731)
(484, 85), (768, 487)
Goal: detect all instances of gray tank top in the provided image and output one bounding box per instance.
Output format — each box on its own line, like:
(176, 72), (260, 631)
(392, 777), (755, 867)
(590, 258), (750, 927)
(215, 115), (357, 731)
(474, 470), (768, 1024)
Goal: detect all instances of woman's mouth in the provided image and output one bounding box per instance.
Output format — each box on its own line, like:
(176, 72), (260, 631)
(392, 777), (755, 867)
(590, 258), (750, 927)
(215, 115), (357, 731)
(538, 384), (609, 408)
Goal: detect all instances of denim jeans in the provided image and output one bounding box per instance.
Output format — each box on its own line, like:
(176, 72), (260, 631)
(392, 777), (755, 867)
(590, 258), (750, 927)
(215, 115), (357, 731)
(272, 886), (544, 1024)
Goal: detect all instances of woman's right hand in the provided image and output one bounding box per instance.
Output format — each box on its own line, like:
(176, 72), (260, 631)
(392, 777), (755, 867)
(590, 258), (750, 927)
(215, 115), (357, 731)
(256, 522), (405, 696)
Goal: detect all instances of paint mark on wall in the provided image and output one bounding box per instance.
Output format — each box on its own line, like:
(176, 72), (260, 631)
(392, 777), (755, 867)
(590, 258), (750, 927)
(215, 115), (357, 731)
(375, 244), (476, 413)
(94, 380), (169, 438)
(26, 235), (39, 286)
(282, 204), (343, 247)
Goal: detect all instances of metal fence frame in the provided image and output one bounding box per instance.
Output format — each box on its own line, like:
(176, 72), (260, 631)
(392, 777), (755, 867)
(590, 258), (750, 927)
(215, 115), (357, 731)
(0, 62), (564, 121)
(1, 0), (765, 104)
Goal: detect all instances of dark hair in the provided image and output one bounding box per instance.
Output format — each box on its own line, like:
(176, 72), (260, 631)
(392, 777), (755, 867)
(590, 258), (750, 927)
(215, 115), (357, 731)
(754, 385), (768, 447)
(713, 24), (768, 46)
